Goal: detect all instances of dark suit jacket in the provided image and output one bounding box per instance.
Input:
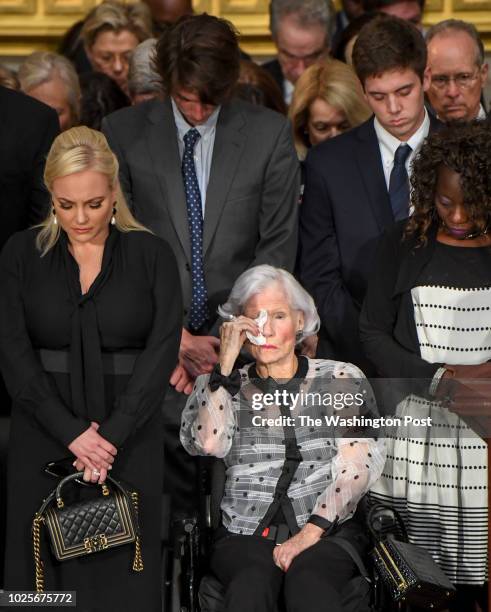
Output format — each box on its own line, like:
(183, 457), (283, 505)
(0, 88), (58, 419)
(262, 59), (285, 96)
(102, 97), (300, 330)
(298, 114), (441, 371)
(0, 86), (59, 252)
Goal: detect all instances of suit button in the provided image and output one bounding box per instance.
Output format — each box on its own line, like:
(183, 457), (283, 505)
(185, 263), (191, 272)
(184, 309), (188, 316)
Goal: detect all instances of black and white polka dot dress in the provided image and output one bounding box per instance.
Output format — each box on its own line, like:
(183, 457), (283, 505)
(370, 242), (489, 585)
(181, 358), (386, 536)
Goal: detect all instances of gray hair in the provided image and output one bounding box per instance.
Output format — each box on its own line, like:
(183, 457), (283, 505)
(269, 0), (335, 43)
(128, 38), (161, 98)
(218, 265), (320, 342)
(426, 19), (485, 67)
(18, 52), (81, 125)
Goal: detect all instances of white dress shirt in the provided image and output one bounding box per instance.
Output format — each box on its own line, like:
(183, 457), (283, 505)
(374, 108), (431, 190)
(284, 79), (294, 106)
(477, 104), (486, 120)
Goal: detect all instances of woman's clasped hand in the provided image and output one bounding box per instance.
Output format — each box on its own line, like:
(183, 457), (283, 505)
(69, 421), (117, 483)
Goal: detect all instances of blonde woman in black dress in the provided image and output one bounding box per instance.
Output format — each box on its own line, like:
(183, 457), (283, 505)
(0, 126), (182, 611)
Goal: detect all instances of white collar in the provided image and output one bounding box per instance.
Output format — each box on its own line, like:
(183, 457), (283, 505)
(477, 104), (486, 120)
(374, 107), (430, 165)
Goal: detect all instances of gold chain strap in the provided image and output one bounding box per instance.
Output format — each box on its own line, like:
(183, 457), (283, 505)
(32, 513), (45, 593)
(130, 492), (144, 572)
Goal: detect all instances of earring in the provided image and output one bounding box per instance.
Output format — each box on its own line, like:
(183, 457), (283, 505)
(295, 329), (303, 342)
(52, 208), (57, 225)
(111, 206), (116, 225)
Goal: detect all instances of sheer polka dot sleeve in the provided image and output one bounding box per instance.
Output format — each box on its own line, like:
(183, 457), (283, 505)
(310, 362), (386, 527)
(311, 437), (386, 526)
(180, 372), (237, 458)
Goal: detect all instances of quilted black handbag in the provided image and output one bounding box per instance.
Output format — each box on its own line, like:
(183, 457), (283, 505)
(368, 503), (456, 610)
(32, 472), (143, 593)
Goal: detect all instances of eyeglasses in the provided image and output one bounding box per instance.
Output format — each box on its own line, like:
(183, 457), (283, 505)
(277, 47), (326, 66)
(431, 70), (481, 90)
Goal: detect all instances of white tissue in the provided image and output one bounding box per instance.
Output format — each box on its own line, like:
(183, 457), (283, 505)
(246, 309), (267, 346)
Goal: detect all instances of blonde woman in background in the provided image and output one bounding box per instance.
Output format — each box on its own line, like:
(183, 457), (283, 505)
(0, 126), (181, 610)
(82, 0), (152, 95)
(289, 59), (371, 159)
(18, 52), (80, 131)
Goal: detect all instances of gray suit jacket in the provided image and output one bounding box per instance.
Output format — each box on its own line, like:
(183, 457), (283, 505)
(102, 97), (299, 330)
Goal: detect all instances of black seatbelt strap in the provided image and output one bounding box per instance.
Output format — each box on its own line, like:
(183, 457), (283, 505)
(251, 357), (309, 538)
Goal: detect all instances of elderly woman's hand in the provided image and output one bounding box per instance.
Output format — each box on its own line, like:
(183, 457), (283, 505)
(219, 316), (259, 375)
(272, 523), (324, 572)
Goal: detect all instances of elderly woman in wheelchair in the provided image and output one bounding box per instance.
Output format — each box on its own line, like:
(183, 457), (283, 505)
(181, 265), (386, 612)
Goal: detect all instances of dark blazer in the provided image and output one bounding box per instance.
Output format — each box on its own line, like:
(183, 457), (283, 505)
(102, 97), (300, 330)
(262, 59), (285, 96)
(0, 86), (59, 252)
(298, 115), (441, 371)
(360, 221), (442, 380)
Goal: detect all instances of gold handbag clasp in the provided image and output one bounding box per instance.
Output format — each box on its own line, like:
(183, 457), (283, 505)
(84, 534), (108, 553)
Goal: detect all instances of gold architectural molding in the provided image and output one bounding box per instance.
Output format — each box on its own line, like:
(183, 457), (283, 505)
(0, 0), (36, 14)
(453, 0), (491, 10)
(44, 0), (96, 15)
(0, 0), (490, 59)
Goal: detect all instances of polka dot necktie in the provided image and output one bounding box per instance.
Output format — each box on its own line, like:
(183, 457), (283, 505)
(182, 128), (209, 330)
(389, 143), (412, 221)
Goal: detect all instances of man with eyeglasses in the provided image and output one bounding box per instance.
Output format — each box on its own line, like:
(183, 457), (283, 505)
(426, 20), (488, 123)
(263, 0), (333, 105)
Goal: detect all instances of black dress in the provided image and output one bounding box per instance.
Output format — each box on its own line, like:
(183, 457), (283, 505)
(0, 227), (182, 611)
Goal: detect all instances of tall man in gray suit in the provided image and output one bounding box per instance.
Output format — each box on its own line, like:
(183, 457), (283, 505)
(102, 13), (299, 514)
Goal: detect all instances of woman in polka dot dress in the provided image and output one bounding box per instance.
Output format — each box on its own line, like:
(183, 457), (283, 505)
(181, 265), (386, 612)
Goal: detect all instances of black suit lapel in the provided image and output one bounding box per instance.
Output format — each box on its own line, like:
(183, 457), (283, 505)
(354, 118), (394, 231)
(428, 112), (444, 133)
(146, 99), (191, 262)
(203, 102), (246, 256)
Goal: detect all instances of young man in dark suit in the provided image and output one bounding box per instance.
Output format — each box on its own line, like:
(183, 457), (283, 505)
(102, 14), (299, 515)
(299, 15), (440, 372)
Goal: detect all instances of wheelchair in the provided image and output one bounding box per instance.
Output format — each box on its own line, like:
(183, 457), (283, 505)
(168, 457), (407, 612)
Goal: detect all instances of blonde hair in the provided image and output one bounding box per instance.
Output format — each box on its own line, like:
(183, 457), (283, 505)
(37, 126), (150, 255)
(82, 1), (152, 50)
(289, 59), (371, 159)
(18, 52), (81, 126)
